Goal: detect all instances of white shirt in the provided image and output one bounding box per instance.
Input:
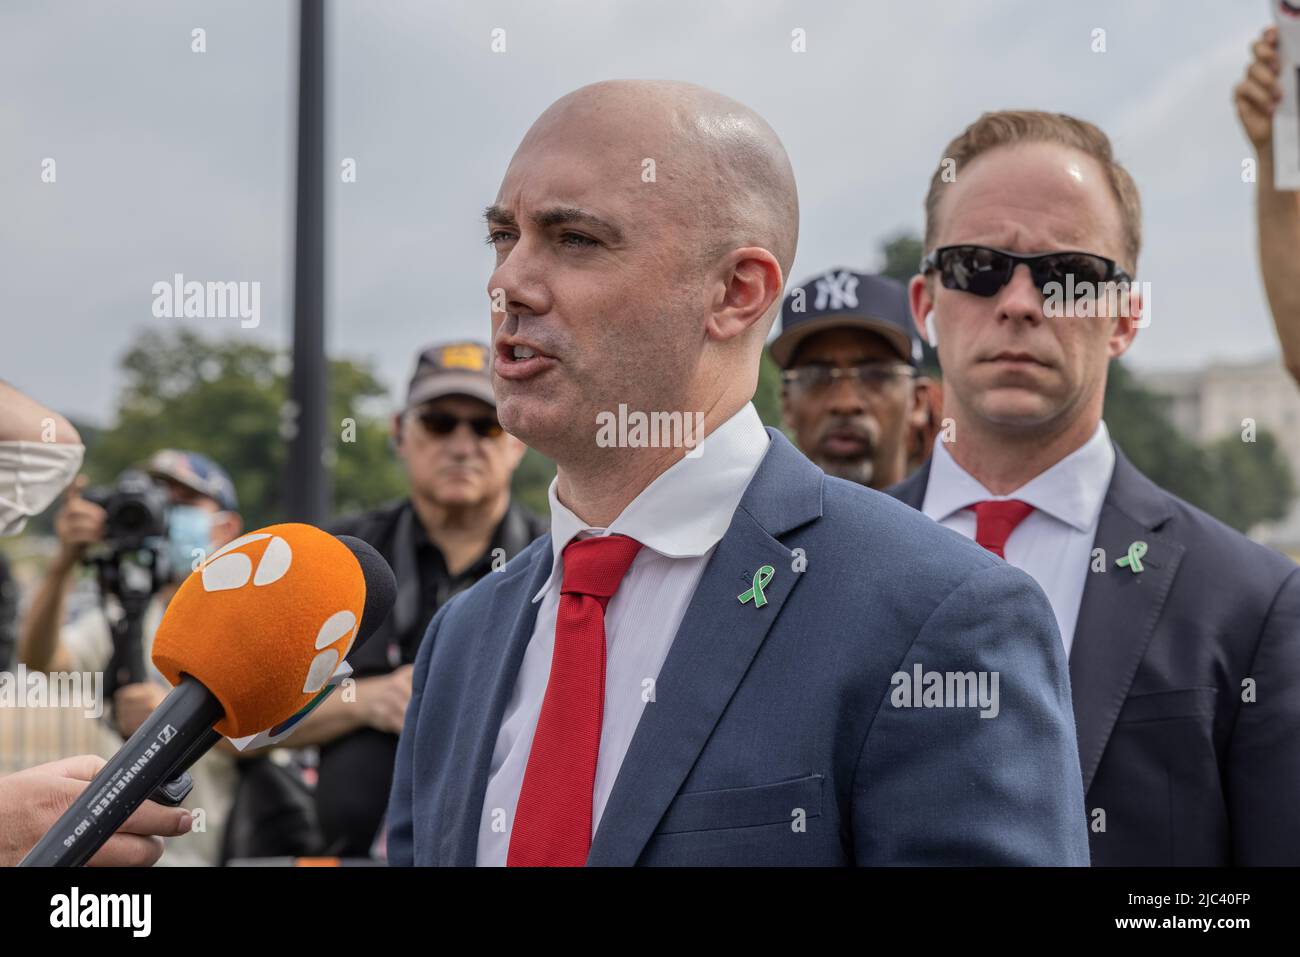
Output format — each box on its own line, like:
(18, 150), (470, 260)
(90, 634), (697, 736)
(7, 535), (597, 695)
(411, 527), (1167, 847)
(0, 440), (84, 536)
(475, 402), (770, 866)
(920, 421), (1115, 659)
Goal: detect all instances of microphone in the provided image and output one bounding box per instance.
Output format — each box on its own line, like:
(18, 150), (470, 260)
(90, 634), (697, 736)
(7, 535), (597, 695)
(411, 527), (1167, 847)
(145, 532), (397, 801)
(18, 525), (396, 867)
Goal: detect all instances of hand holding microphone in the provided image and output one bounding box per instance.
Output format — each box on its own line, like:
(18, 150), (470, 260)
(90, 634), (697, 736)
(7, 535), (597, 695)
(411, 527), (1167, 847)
(0, 756), (192, 867)
(17, 523), (396, 867)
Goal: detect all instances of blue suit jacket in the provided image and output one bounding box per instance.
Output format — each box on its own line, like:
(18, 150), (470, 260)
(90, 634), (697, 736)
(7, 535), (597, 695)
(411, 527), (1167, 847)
(387, 429), (1090, 865)
(890, 446), (1300, 865)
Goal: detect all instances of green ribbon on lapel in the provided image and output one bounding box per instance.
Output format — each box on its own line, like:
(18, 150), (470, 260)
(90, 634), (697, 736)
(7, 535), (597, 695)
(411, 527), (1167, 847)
(1115, 540), (1147, 573)
(739, 564), (775, 607)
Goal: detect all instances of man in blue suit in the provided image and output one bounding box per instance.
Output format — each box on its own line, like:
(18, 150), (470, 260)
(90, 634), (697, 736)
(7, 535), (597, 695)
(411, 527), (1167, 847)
(387, 80), (1090, 866)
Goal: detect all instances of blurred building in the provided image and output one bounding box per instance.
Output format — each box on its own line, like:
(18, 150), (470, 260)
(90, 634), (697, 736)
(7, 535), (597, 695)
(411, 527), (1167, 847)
(1143, 356), (1300, 553)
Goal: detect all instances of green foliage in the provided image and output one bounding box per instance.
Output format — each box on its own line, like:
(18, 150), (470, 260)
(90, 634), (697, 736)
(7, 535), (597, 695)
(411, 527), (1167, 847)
(87, 330), (405, 529)
(879, 233), (924, 284)
(511, 447), (555, 518)
(1104, 361), (1292, 533)
(878, 231), (939, 375)
(754, 351), (785, 431)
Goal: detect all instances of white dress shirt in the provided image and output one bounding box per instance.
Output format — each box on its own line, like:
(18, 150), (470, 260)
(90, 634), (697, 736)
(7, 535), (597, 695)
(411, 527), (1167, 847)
(475, 402), (771, 866)
(920, 421), (1115, 659)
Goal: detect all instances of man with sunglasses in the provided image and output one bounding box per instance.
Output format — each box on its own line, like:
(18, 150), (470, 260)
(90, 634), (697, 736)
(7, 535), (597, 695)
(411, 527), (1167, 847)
(299, 341), (544, 858)
(772, 268), (932, 490)
(888, 110), (1300, 865)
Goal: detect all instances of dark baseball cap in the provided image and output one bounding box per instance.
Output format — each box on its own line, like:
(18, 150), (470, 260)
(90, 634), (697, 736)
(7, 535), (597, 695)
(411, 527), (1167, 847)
(771, 268), (921, 369)
(145, 449), (239, 512)
(404, 341), (496, 411)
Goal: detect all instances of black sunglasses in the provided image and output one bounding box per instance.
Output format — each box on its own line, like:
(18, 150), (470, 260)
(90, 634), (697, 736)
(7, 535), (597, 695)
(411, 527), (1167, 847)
(920, 244), (1131, 298)
(414, 410), (504, 439)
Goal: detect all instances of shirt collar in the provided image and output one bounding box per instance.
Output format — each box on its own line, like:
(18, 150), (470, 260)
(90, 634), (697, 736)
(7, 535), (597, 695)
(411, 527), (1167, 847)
(923, 420), (1115, 533)
(532, 402), (770, 602)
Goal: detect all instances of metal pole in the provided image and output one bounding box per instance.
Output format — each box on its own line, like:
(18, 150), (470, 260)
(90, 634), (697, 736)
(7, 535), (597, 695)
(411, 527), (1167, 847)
(285, 0), (329, 522)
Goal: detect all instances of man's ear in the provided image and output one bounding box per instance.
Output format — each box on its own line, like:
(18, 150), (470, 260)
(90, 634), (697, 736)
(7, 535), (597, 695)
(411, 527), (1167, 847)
(908, 274), (933, 343)
(909, 377), (933, 432)
(705, 248), (784, 343)
(214, 511), (243, 546)
(391, 413), (405, 456)
(1108, 284), (1142, 359)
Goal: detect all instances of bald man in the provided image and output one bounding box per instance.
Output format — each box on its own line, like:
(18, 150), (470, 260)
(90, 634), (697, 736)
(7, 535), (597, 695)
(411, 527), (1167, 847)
(387, 80), (1089, 866)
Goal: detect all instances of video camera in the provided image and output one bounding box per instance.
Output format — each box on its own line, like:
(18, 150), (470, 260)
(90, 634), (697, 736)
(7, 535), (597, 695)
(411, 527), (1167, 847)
(82, 469), (174, 695)
(83, 469), (170, 551)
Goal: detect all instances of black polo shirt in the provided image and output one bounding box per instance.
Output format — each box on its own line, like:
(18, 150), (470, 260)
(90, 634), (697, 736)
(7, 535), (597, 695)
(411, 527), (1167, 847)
(316, 498), (545, 857)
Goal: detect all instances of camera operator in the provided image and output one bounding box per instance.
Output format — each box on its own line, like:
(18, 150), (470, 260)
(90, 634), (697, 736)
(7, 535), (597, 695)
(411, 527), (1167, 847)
(17, 448), (243, 866)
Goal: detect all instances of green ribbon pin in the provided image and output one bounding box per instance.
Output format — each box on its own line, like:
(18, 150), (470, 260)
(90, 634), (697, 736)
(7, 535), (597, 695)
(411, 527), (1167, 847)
(1115, 540), (1148, 573)
(739, 565), (775, 607)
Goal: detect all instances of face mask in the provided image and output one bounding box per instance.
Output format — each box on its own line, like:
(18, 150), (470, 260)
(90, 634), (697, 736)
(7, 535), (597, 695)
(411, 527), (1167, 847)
(0, 441), (86, 537)
(166, 505), (215, 580)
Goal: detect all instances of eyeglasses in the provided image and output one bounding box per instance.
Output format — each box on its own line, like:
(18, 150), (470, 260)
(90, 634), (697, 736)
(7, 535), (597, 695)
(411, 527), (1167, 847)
(413, 410), (504, 439)
(781, 363), (916, 395)
(920, 244), (1131, 298)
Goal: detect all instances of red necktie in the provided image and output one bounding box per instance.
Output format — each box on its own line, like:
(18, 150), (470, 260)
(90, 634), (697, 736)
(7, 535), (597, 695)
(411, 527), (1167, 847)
(507, 533), (643, 867)
(971, 499), (1035, 559)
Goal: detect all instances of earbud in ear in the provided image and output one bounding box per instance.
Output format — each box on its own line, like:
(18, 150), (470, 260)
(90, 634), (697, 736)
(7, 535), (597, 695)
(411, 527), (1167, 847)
(924, 310), (939, 349)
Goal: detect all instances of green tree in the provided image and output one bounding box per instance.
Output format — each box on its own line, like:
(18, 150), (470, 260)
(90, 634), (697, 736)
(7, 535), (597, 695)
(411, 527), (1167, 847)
(1197, 431), (1292, 533)
(879, 232), (939, 374)
(1103, 354), (1291, 534)
(754, 350), (784, 431)
(88, 330), (406, 529)
(511, 447), (555, 518)
(879, 232), (924, 284)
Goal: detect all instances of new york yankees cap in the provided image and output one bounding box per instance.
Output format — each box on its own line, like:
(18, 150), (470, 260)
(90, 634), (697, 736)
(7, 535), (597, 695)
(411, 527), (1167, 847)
(770, 268), (921, 369)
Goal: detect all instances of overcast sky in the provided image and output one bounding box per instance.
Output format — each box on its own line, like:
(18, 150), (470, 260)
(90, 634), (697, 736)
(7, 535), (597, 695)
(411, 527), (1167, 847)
(1, 0), (1286, 425)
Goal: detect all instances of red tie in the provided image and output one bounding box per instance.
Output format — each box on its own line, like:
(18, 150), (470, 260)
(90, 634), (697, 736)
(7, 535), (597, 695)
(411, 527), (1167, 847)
(971, 500), (1035, 559)
(507, 533), (643, 867)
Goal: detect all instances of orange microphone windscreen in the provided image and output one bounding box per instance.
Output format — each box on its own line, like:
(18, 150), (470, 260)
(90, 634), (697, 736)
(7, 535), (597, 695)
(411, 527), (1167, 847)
(152, 523), (367, 738)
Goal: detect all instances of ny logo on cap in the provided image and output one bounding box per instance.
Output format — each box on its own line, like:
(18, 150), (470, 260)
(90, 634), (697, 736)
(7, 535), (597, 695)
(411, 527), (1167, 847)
(814, 270), (860, 311)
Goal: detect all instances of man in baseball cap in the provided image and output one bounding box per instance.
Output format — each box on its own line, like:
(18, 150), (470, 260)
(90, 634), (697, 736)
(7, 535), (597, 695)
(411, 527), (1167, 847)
(145, 449), (240, 513)
(772, 268), (931, 489)
(296, 340), (544, 859)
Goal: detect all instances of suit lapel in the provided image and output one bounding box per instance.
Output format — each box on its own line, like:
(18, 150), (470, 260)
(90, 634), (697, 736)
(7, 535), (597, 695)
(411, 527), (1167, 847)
(1069, 449), (1183, 794)
(438, 541), (553, 865)
(885, 456), (930, 509)
(587, 430), (823, 865)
